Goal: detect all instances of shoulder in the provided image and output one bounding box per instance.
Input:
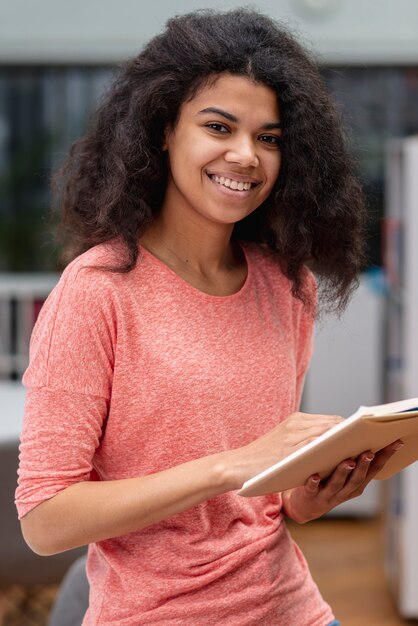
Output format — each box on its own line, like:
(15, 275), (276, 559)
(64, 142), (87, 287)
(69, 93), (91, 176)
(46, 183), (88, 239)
(62, 239), (126, 283)
(25, 243), (122, 392)
(35, 242), (127, 334)
(243, 241), (317, 314)
(52, 239), (134, 307)
(298, 265), (317, 309)
(241, 242), (287, 280)
(244, 241), (314, 289)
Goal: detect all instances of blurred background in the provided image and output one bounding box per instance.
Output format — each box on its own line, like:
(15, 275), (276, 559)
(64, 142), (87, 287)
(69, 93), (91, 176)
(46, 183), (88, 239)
(0, 0), (418, 624)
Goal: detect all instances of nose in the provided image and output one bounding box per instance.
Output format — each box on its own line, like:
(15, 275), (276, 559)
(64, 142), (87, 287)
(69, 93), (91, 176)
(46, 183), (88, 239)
(224, 135), (259, 168)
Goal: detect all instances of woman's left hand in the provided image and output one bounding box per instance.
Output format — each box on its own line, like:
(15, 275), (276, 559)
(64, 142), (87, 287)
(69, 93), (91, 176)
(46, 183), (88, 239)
(281, 439), (404, 524)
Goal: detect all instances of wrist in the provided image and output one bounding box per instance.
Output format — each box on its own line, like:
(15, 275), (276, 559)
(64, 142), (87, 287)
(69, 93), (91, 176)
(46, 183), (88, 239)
(210, 449), (247, 493)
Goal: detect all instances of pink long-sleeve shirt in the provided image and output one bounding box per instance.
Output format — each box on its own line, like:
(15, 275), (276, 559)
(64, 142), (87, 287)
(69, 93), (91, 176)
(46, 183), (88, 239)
(16, 241), (334, 625)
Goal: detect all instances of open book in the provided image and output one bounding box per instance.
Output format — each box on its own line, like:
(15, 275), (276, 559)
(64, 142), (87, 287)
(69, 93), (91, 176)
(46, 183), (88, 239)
(238, 397), (418, 497)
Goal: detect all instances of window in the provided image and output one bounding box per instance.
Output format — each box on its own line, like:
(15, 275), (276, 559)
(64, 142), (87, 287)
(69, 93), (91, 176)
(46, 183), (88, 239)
(1, 66), (418, 271)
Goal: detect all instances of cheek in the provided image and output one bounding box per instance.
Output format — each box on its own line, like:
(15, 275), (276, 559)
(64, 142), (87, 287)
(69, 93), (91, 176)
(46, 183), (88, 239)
(169, 140), (212, 177)
(264, 153), (282, 192)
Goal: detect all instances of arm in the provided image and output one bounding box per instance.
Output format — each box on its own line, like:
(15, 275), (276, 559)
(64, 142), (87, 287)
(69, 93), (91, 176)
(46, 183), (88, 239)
(20, 410), (341, 556)
(21, 449), (234, 556)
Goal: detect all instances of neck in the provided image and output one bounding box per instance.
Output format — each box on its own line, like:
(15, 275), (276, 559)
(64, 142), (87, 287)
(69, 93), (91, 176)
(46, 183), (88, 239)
(140, 212), (238, 276)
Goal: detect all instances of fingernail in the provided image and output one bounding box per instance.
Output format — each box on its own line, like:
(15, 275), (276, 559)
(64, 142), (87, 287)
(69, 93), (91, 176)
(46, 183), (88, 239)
(394, 441), (405, 450)
(346, 462), (356, 471)
(365, 454), (375, 462)
(311, 476), (320, 483)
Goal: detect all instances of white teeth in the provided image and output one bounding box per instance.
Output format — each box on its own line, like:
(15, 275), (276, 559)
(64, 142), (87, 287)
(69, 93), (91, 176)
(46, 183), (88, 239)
(211, 175), (253, 191)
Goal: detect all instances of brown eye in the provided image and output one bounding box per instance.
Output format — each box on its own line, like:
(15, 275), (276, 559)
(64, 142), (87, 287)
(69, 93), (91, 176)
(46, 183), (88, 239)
(205, 123), (230, 133)
(259, 134), (282, 146)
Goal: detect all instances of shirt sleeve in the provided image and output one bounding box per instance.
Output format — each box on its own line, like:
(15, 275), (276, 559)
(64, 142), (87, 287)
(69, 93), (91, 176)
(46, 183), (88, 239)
(15, 263), (117, 519)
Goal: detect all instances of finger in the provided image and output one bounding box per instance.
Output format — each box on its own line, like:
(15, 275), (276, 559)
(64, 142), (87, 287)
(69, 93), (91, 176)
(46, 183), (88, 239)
(294, 418), (343, 441)
(342, 451), (378, 498)
(366, 440), (405, 477)
(321, 460), (356, 494)
(288, 413), (343, 430)
(303, 474), (321, 495)
(302, 414), (343, 431)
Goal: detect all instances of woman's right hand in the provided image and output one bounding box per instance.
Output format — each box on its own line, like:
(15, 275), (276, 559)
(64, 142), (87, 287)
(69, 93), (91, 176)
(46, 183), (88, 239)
(228, 412), (343, 490)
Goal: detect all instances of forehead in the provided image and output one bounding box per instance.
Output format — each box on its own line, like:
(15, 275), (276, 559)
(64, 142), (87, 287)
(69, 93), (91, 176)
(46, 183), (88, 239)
(182, 73), (281, 121)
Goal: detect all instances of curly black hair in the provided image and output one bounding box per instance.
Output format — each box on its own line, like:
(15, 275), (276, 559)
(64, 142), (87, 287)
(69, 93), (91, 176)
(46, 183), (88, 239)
(54, 7), (366, 312)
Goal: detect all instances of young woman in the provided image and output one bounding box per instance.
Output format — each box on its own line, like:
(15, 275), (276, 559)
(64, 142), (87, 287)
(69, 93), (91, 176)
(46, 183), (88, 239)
(16, 9), (402, 626)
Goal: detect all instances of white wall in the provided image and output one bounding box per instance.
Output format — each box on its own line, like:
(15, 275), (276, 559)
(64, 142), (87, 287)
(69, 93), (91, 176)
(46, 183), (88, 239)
(1, 0), (418, 64)
(303, 275), (384, 417)
(302, 275), (385, 517)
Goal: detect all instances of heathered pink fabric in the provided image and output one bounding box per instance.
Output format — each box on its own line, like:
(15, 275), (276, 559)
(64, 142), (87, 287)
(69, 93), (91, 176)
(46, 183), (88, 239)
(16, 241), (334, 626)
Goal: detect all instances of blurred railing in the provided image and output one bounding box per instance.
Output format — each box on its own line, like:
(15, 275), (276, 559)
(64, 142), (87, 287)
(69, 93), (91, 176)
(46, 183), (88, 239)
(0, 274), (59, 380)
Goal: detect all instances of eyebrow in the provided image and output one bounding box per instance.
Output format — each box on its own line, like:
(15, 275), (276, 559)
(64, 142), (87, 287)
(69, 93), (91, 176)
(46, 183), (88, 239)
(197, 107), (283, 130)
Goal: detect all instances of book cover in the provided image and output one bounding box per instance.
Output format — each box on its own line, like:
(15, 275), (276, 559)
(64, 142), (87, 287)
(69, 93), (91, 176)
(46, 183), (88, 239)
(238, 398), (418, 497)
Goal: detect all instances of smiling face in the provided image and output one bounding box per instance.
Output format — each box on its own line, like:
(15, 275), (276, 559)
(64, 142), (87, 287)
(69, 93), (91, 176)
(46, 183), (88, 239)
(161, 74), (282, 232)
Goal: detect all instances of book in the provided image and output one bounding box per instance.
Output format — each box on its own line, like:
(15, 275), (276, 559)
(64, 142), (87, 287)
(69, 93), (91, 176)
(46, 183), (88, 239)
(238, 398), (418, 497)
